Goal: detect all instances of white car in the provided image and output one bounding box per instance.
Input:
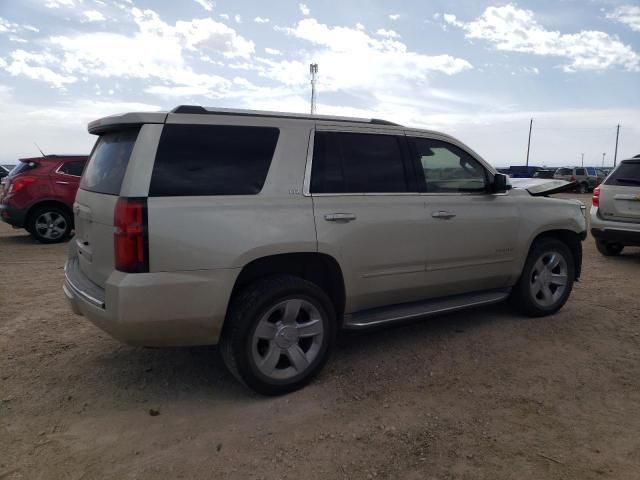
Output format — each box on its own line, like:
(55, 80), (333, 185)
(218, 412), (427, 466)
(590, 157), (640, 255)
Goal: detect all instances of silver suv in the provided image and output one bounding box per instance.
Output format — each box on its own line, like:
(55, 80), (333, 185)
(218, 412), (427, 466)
(64, 106), (587, 395)
(590, 157), (640, 256)
(554, 166), (605, 193)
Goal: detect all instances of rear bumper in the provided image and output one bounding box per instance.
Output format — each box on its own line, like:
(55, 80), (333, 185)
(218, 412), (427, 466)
(0, 203), (27, 228)
(590, 206), (640, 246)
(63, 257), (239, 347)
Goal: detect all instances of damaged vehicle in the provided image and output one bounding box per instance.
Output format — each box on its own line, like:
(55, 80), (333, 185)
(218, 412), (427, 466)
(63, 106), (587, 394)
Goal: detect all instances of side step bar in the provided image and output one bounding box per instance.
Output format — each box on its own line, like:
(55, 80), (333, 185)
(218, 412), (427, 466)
(342, 289), (511, 330)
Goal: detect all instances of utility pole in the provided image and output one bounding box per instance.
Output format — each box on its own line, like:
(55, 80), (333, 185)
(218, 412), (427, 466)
(613, 124), (620, 167)
(309, 63), (318, 115)
(525, 118), (533, 167)
(581, 153), (584, 167)
(602, 152), (606, 167)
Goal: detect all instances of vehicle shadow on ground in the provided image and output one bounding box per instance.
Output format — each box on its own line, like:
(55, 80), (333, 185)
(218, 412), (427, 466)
(0, 232), (39, 245)
(84, 302), (516, 404)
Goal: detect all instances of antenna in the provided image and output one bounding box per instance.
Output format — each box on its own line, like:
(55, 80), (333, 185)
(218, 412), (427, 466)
(34, 142), (47, 157)
(309, 63), (318, 115)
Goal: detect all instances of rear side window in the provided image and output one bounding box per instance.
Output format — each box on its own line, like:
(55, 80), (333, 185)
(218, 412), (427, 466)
(149, 124), (279, 197)
(311, 131), (409, 193)
(58, 160), (86, 177)
(556, 168), (572, 175)
(9, 160), (38, 176)
(575, 168), (586, 176)
(81, 128), (140, 195)
(605, 161), (640, 186)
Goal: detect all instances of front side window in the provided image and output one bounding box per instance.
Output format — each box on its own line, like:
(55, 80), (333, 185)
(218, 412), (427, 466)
(586, 167), (596, 175)
(310, 131), (409, 194)
(149, 124), (279, 196)
(409, 137), (487, 193)
(575, 168), (586, 176)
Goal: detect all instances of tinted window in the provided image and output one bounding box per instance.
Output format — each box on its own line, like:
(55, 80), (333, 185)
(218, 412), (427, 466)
(575, 168), (586, 176)
(311, 132), (409, 193)
(81, 128), (139, 195)
(58, 160), (86, 177)
(150, 124), (279, 196)
(556, 168), (572, 175)
(409, 137), (487, 193)
(9, 160), (38, 177)
(605, 161), (640, 186)
(586, 167), (596, 175)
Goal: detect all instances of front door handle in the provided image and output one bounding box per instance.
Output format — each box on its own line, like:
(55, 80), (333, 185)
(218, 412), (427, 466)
(325, 213), (356, 222)
(56, 181), (71, 185)
(432, 211), (456, 219)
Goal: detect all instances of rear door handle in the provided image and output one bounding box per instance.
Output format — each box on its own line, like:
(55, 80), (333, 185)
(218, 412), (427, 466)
(432, 211), (456, 219)
(324, 213), (356, 222)
(56, 181), (71, 185)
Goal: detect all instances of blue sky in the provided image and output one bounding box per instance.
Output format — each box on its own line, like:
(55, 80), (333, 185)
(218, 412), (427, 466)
(0, 0), (638, 166)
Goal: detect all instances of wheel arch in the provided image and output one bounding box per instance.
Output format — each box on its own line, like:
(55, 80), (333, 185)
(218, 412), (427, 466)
(229, 252), (346, 322)
(25, 199), (74, 229)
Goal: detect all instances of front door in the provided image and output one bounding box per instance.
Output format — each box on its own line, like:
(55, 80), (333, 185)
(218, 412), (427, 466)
(309, 128), (428, 313)
(407, 135), (519, 298)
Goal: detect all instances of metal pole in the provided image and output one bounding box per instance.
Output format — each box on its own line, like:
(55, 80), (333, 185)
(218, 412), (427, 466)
(525, 118), (533, 167)
(613, 124), (620, 167)
(581, 153), (584, 167)
(602, 152), (606, 167)
(309, 63), (318, 115)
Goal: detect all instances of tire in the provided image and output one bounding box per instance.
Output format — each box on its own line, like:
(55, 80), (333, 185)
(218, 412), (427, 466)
(220, 275), (336, 395)
(595, 240), (624, 256)
(27, 205), (72, 244)
(509, 237), (575, 317)
(577, 182), (588, 194)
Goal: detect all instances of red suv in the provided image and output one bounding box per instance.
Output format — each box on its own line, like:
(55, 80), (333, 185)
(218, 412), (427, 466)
(0, 155), (87, 243)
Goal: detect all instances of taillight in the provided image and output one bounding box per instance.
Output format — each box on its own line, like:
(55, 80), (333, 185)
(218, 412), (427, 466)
(114, 198), (149, 273)
(592, 185), (601, 207)
(8, 176), (36, 194)
(570, 175), (576, 182)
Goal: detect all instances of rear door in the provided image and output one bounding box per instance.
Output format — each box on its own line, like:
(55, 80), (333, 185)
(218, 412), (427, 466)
(599, 160), (640, 223)
(51, 159), (86, 204)
(74, 128), (142, 287)
(309, 127), (428, 313)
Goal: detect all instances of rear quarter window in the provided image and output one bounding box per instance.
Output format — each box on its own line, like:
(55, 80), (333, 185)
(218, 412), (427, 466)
(81, 128), (140, 195)
(149, 124), (279, 196)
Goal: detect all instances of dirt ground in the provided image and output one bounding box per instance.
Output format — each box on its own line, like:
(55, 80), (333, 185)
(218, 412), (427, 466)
(1, 193), (639, 480)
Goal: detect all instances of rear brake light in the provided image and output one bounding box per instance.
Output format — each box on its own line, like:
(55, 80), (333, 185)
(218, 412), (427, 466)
(592, 185), (600, 207)
(570, 175), (576, 182)
(8, 176), (36, 194)
(114, 198), (149, 273)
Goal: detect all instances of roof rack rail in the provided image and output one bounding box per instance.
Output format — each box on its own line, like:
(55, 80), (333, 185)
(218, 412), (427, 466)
(170, 105), (402, 127)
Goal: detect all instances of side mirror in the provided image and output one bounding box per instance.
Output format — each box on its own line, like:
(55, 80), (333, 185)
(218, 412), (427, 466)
(491, 173), (511, 194)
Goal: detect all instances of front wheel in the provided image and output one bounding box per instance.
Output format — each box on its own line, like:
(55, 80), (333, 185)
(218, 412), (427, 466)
(510, 238), (575, 317)
(577, 182), (588, 194)
(220, 275), (336, 395)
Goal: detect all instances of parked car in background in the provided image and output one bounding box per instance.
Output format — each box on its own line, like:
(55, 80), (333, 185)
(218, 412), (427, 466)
(553, 166), (603, 193)
(63, 105), (587, 395)
(533, 168), (557, 179)
(0, 164), (15, 180)
(507, 165), (543, 178)
(591, 157), (640, 256)
(0, 155), (87, 243)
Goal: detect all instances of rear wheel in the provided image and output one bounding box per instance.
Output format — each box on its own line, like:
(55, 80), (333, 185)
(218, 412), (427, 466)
(510, 238), (575, 317)
(577, 182), (588, 194)
(595, 240), (624, 256)
(27, 205), (72, 243)
(220, 275), (336, 395)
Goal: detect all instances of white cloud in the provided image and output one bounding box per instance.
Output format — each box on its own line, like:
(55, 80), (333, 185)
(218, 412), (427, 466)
(264, 47), (282, 55)
(234, 14), (242, 24)
(607, 5), (640, 32)
(0, 17), (39, 34)
(45, 0), (77, 8)
(193, 0), (214, 12)
(3, 50), (77, 88)
(376, 28), (400, 39)
(299, 3), (310, 16)
(254, 17), (270, 24)
(445, 4), (640, 72)
(388, 14), (400, 21)
(81, 10), (105, 22)
(219, 13), (229, 20)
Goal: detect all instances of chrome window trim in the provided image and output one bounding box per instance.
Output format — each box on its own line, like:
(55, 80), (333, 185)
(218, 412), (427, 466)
(302, 128), (314, 197)
(55, 162), (83, 178)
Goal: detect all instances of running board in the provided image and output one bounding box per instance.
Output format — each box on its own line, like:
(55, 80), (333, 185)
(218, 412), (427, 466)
(342, 289), (511, 330)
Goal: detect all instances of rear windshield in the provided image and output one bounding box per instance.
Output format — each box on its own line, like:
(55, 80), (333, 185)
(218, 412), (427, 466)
(9, 160), (38, 176)
(80, 128), (140, 195)
(605, 161), (640, 186)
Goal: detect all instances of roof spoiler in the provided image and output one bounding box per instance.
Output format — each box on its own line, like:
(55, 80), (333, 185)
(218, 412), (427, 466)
(87, 111), (168, 135)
